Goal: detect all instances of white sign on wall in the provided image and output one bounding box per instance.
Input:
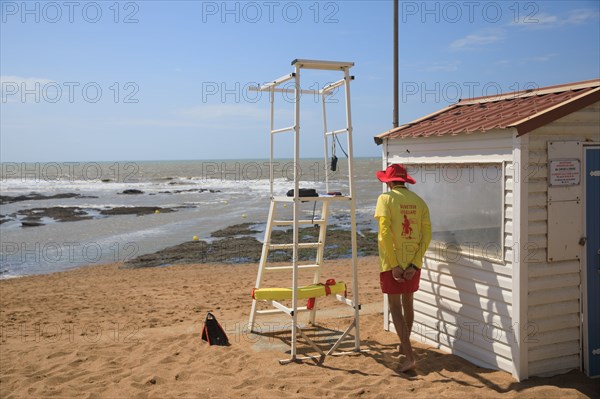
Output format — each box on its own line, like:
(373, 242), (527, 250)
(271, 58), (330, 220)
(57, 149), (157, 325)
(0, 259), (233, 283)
(549, 159), (581, 186)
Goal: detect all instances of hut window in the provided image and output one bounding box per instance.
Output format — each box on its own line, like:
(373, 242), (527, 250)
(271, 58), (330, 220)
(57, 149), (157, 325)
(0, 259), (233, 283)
(407, 163), (503, 262)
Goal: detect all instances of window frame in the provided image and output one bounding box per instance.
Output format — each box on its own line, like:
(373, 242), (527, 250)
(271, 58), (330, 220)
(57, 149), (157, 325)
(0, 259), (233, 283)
(404, 161), (507, 265)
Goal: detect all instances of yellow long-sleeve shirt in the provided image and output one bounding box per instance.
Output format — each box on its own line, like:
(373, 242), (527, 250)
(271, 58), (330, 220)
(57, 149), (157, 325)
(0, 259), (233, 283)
(374, 186), (432, 272)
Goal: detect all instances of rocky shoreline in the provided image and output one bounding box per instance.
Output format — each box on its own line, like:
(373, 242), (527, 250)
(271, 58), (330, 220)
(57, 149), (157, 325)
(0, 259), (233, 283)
(0, 192), (97, 205)
(0, 190), (217, 228)
(3, 204), (178, 227)
(122, 222), (379, 268)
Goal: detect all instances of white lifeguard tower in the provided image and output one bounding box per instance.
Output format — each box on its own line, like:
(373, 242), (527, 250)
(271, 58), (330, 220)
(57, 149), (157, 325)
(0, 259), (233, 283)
(248, 59), (362, 363)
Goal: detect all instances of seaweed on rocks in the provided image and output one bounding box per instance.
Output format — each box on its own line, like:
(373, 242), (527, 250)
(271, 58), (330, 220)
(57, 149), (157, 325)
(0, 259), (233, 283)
(122, 223), (379, 268)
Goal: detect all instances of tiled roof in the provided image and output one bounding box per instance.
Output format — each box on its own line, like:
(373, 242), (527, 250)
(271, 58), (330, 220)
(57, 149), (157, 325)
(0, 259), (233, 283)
(375, 79), (600, 144)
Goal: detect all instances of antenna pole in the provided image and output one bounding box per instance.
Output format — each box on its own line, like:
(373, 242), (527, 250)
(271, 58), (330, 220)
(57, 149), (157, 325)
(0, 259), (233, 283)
(393, 0), (399, 128)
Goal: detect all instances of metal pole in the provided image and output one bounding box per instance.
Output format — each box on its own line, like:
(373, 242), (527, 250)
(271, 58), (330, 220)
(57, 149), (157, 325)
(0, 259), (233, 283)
(291, 64), (301, 361)
(343, 67), (360, 351)
(270, 88), (275, 197)
(322, 93), (329, 193)
(393, 0), (399, 128)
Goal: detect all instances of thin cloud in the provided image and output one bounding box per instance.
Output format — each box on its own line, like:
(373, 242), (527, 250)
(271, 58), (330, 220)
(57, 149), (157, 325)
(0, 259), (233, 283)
(449, 30), (505, 51)
(512, 8), (599, 29)
(564, 8), (599, 25)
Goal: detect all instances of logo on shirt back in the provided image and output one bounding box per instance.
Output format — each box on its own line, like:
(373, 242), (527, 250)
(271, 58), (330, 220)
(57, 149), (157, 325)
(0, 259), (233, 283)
(402, 215), (413, 238)
(400, 204), (417, 239)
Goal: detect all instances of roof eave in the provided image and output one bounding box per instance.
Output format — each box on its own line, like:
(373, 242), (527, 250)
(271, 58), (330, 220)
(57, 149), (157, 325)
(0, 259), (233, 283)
(513, 87), (600, 136)
(374, 104), (458, 145)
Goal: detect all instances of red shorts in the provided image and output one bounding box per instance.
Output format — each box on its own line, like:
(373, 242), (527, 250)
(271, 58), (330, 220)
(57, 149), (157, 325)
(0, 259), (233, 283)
(380, 268), (421, 294)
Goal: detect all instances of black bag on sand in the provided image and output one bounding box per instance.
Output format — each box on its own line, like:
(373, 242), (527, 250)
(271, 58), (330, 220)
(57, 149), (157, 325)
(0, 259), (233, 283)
(201, 312), (229, 346)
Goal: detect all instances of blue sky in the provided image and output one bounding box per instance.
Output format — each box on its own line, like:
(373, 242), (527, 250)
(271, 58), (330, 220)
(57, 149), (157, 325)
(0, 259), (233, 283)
(1, 0), (599, 162)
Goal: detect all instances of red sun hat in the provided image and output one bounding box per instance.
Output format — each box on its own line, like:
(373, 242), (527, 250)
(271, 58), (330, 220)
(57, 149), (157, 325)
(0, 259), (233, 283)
(376, 164), (416, 184)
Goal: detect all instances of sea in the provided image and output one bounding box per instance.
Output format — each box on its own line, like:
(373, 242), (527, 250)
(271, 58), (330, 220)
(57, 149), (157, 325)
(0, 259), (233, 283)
(0, 158), (383, 278)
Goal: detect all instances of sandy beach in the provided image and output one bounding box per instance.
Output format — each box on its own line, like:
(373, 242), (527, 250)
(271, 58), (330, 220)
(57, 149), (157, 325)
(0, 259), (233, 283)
(1, 256), (598, 398)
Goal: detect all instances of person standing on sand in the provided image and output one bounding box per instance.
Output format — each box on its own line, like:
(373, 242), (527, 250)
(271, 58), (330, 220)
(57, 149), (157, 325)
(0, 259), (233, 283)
(374, 164), (432, 372)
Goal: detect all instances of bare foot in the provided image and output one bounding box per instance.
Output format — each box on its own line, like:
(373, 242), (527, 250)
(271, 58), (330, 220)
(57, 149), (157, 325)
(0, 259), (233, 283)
(394, 345), (404, 359)
(399, 357), (416, 373)
(397, 344), (408, 357)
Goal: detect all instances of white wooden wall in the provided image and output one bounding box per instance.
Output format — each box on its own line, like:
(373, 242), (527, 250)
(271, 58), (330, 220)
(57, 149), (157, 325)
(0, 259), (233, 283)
(382, 102), (599, 379)
(525, 102), (600, 377)
(384, 131), (517, 373)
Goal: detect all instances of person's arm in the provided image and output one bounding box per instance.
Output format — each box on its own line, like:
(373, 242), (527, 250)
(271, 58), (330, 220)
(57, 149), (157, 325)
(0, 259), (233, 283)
(409, 203), (432, 268)
(378, 215), (398, 272)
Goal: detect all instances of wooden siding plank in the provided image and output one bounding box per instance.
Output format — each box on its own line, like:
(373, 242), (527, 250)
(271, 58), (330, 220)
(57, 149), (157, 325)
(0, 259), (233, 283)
(528, 327), (580, 349)
(528, 300), (579, 319)
(527, 248), (547, 263)
(415, 291), (514, 340)
(505, 207), (514, 220)
(438, 323), (514, 360)
(386, 131), (513, 164)
(528, 341), (579, 362)
(528, 221), (546, 236)
(412, 311), (515, 360)
(528, 136), (548, 151)
(419, 281), (513, 319)
(528, 260), (579, 277)
(528, 208), (547, 222)
(504, 249), (514, 262)
(528, 355), (579, 377)
(414, 329), (514, 372)
(528, 192), (546, 207)
(529, 273), (580, 292)
(505, 177), (514, 192)
(527, 234), (547, 249)
(540, 125), (600, 135)
(422, 262), (513, 292)
(528, 286), (580, 306)
(529, 150), (548, 164)
(424, 253), (512, 276)
(504, 235), (514, 248)
(526, 181), (548, 193)
(534, 313), (580, 333)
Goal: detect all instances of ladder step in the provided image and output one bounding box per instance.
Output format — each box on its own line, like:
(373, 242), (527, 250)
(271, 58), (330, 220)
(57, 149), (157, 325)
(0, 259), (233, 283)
(256, 306), (310, 315)
(325, 128), (348, 136)
(272, 196), (351, 202)
(269, 242), (321, 250)
(256, 309), (285, 315)
(264, 264), (320, 271)
(271, 126), (295, 134)
(272, 219), (325, 226)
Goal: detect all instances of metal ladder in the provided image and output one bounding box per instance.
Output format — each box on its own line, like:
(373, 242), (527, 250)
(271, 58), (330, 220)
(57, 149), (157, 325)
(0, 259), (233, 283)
(247, 59), (361, 363)
(249, 196), (330, 326)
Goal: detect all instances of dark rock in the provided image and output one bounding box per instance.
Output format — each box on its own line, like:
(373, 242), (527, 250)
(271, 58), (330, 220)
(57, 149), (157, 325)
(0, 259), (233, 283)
(21, 221), (45, 227)
(119, 189), (144, 195)
(18, 207), (93, 224)
(158, 188), (221, 195)
(100, 207), (175, 216)
(0, 192), (97, 205)
(121, 237), (263, 269)
(211, 223), (260, 237)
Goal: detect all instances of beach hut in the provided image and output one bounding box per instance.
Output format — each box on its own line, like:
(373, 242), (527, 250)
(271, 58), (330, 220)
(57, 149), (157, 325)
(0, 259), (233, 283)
(374, 79), (600, 381)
